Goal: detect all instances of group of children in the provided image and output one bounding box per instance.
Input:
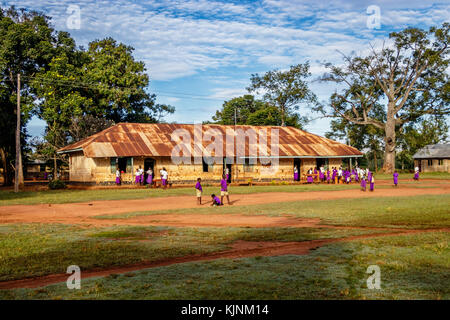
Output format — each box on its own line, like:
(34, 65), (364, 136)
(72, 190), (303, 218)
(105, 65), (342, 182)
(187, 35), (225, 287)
(115, 167), (168, 188)
(195, 174), (231, 206)
(300, 165), (372, 186)
(299, 165), (421, 192)
(113, 163), (421, 200)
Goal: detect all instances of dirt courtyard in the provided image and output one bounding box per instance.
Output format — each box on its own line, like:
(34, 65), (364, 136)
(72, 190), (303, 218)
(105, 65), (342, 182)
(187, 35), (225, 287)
(0, 184), (449, 227)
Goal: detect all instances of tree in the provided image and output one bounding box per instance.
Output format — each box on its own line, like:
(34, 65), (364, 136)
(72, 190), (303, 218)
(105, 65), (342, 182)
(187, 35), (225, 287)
(397, 117), (449, 169)
(84, 38), (166, 123)
(68, 115), (114, 143)
(211, 95), (305, 127)
(32, 38), (174, 174)
(326, 119), (385, 171)
(33, 54), (92, 175)
(317, 23), (450, 173)
(325, 103), (386, 171)
(0, 6), (62, 185)
(247, 63), (317, 126)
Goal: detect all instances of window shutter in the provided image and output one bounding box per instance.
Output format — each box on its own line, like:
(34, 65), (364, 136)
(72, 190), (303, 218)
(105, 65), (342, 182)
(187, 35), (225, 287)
(110, 158), (116, 174)
(126, 157), (133, 173)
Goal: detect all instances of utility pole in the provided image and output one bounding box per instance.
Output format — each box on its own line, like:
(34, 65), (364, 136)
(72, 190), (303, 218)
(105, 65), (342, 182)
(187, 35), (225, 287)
(14, 74), (21, 193)
(234, 107), (237, 126)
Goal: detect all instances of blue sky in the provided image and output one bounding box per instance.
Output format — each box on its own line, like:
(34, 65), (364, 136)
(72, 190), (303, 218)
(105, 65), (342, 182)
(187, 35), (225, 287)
(3, 0), (449, 139)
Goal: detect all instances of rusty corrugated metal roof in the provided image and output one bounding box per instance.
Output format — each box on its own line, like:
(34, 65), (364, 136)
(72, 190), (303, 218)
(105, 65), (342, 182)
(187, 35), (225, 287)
(58, 123), (363, 158)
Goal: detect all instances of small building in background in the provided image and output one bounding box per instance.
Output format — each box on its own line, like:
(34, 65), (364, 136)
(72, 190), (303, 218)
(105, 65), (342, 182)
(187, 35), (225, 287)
(413, 144), (450, 173)
(24, 159), (47, 180)
(57, 123), (363, 184)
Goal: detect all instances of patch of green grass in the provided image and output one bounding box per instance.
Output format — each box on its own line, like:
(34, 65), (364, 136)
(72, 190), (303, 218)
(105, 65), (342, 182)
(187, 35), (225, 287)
(96, 194), (450, 229)
(0, 223), (380, 282)
(1, 232), (447, 299)
(375, 172), (450, 180)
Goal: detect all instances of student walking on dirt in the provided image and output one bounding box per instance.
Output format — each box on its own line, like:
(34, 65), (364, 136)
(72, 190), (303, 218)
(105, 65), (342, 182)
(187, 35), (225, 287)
(220, 174), (231, 205)
(361, 175), (367, 191)
(369, 175), (375, 192)
(393, 171), (399, 187)
(414, 166), (420, 181)
(195, 178), (203, 205)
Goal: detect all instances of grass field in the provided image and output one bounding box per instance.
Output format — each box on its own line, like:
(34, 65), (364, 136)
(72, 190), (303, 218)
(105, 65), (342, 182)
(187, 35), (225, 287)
(1, 231), (448, 300)
(0, 223), (382, 282)
(0, 179), (448, 300)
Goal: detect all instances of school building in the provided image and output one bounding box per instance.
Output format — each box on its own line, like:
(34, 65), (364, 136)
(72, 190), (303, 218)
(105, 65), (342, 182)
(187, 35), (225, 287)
(57, 123), (363, 184)
(413, 144), (450, 173)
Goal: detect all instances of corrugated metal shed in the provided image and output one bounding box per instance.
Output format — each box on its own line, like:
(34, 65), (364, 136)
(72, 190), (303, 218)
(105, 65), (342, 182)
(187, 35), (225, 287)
(413, 144), (450, 159)
(58, 123), (363, 158)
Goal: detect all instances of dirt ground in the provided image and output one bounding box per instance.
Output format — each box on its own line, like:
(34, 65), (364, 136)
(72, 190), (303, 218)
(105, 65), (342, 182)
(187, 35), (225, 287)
(0, 184), (448, 226)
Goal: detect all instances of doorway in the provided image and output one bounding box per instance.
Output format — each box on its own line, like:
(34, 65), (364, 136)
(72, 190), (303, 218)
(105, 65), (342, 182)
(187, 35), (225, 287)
(223, 158), (232, 183)
(293, 158), (301, 181)
(144, 158), (155, 185)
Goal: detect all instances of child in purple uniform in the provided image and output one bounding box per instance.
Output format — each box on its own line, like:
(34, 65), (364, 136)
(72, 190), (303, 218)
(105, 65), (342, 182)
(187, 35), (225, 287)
(393, 171), (399, 187)
(146, 168), (153, 186)
(115, 169), (121, 186)
(306, 168), (313, 184)
(369, 175), (375, 192)
(332, 168), (337, 184)
(220, 174), (231, 205)
(134, 168), (141, 184)
(211, 194), (222, 206)
(413, 167), (420, 181)
(361, 176), (366, 191)
(326, 170), (331, 183)
(195, 178), (203, 205)
(161, 167), (168, 189)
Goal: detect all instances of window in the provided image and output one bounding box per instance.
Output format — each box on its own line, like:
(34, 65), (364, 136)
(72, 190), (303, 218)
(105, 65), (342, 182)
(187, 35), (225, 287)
(112, 157), (132, 173)
(202, 158), (214, 173)
(427, 159), (433, 166)
(438, 159), (444, 166)
(243, 158), (255, 172)
(316, 158), (329, 168)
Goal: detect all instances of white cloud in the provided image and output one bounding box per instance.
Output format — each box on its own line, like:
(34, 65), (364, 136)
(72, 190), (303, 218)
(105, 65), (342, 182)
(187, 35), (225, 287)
(208, 87), (248, 100)
(257, 55), (293, 66)
(5, 0), (448, 82)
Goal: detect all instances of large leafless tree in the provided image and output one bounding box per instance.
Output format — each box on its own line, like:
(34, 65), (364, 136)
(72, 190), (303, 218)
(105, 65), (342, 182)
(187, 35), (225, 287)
(318, 23), (449, 173)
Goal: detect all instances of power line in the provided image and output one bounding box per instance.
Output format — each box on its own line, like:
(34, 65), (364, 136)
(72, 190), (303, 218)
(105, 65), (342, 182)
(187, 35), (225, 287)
(20, 75), (234, 102)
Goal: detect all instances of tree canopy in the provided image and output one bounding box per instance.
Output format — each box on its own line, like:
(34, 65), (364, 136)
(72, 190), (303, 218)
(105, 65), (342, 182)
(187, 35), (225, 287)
(247, 63), (317, 127)
(0, 6), (175, 185)
(317, 23), (450, 173)
(211, 94), (305, 128)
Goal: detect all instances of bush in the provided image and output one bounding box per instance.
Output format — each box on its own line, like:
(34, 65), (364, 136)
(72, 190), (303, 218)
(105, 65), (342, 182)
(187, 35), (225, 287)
(48, 180), (66, 190)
